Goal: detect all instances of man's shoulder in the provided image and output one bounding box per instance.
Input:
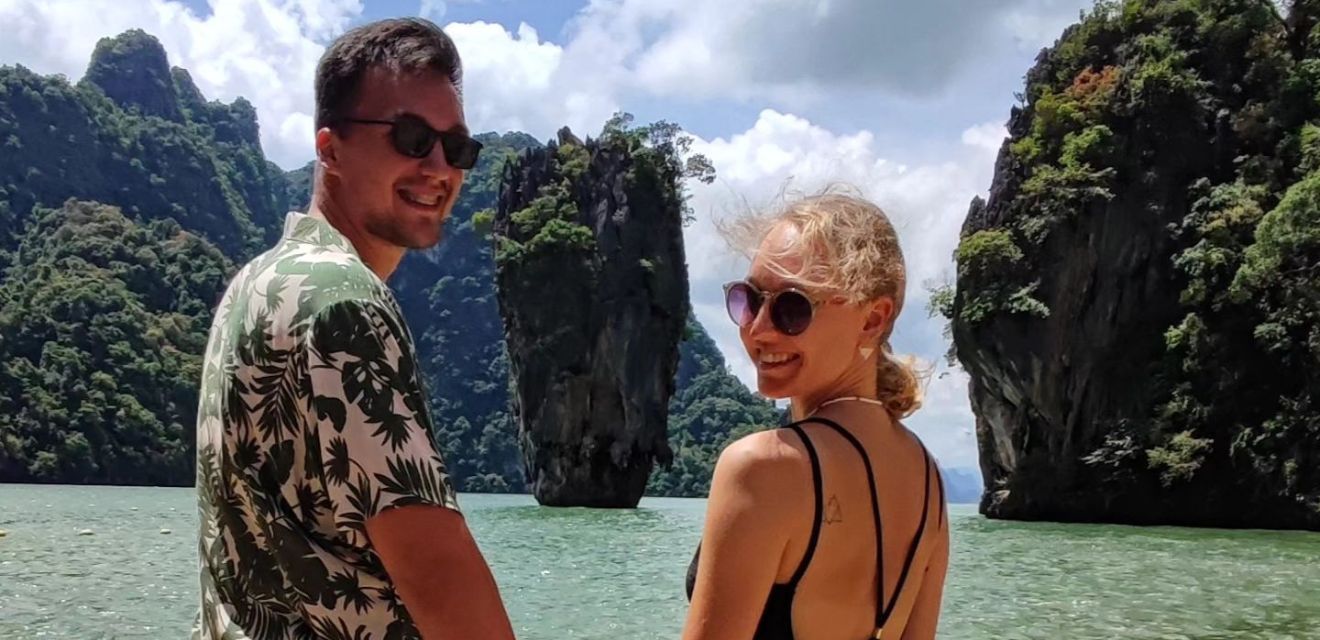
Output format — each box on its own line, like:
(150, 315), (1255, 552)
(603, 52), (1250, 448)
(234, 239), (396, 327)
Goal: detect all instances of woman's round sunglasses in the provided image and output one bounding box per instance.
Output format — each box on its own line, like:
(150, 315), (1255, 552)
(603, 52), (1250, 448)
(337, 113), (483, 170)
(722, 280), (828, 336)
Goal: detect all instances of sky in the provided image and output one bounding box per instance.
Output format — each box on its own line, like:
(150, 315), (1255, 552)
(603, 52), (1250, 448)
(0, 0), (1099, 473)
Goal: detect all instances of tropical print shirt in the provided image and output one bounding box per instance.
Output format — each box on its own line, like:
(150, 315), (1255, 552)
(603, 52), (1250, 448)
(193, 211), (460, 640)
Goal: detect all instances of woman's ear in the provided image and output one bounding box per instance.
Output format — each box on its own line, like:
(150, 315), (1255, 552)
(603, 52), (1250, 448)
(861, 297), (895, 343)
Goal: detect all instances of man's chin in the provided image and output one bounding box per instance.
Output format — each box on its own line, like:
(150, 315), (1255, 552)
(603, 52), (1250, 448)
(408, 206), (451, 248)
(373, 214), (445, 250)
(406, 228), (444, 250)
(399, 224), (443, 250)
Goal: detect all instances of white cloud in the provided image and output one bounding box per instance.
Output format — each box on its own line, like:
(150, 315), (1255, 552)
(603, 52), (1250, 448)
(283, 0), (362, 41)
(562, 0), (1097, 104)
(680, 110), (1002, 468)
(962, 122), (1010, 154)
(420, 0), (447, 22)
(444, 21), (620, 143)
(1003, 0), (1098, 50)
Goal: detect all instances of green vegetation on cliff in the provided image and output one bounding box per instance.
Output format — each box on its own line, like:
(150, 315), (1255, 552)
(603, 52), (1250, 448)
(492, 139), (597, 267)
(0, 201), (231, 483)
(942, 0), (1320, 526)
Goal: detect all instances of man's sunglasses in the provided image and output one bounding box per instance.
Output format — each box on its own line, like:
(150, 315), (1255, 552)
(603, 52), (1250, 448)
(723, 280), (828, 336)
(337, 113), (483, 170)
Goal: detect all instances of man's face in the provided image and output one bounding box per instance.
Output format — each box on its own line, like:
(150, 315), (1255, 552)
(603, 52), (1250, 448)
(322, 66), (467, 250)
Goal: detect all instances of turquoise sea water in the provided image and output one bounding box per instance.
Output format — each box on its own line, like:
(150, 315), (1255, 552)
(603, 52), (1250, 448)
(1, 484), (1319, 639)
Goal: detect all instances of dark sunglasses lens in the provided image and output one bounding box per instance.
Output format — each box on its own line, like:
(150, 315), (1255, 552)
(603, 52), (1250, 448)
(725, 283), (757, 327)
(441, 132), (481, 170)
(771, 291), (813, 335)
(392, 117), (437, 158)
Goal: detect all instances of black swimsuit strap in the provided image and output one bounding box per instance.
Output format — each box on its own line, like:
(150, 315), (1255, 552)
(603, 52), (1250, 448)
(783, 422), (824, 589)
(932, 445), (946, 530)
(885, 444), (935, 625)
(801, 416), (937, 629)
(799, 417), (887, 626)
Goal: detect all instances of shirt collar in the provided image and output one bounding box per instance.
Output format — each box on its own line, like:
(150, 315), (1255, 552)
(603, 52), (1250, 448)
(281, 211), (360, 257)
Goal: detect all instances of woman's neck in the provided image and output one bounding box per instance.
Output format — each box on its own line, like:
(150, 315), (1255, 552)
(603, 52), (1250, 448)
(791, 376), (877, 420)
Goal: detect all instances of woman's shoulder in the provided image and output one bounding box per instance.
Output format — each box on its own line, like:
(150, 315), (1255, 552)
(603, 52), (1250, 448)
(724, 425), (815, 459)
(712, 427), (814, 492)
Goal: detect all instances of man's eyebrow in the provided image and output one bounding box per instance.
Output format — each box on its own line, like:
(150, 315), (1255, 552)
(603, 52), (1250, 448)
(390, 109), (469, 135)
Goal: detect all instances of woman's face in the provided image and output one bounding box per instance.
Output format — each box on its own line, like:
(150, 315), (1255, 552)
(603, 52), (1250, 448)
(736, 223), (884, 401)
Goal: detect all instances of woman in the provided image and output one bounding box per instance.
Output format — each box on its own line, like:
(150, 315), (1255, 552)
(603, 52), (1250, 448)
(682, 191), (949, 640)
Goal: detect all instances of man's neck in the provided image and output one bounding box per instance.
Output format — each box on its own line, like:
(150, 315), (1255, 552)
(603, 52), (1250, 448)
(307, 193), (404, 281)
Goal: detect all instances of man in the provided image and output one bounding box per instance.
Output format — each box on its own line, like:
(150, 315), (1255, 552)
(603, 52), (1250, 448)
(193, 18), (516, 640)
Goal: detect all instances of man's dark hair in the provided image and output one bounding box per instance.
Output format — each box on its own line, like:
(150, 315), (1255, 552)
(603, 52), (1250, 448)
(314, 18), (462, 129)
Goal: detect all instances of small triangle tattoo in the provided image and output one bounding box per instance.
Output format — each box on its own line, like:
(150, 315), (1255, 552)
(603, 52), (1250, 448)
(824, 495), (843, 524)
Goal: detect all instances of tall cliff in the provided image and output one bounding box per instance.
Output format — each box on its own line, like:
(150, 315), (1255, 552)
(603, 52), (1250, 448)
(947, 0), (1320, 529)
(492, 125), (691, 507)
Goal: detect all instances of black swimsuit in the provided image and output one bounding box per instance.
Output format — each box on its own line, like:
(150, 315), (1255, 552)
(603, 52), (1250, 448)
(684, 417), (945, 640)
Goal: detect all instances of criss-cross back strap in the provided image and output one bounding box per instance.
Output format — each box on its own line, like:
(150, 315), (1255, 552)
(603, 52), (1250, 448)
(795, 417), (938, 634)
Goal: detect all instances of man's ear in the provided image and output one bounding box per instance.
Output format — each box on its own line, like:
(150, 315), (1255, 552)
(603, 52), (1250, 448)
(315, 127), (340, 176)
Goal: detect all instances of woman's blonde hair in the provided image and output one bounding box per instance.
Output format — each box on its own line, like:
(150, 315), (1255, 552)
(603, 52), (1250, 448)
(717, 185), (926, 418)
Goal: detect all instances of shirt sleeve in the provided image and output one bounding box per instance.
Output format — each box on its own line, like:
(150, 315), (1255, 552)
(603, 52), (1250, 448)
(303, 297), (460, 547)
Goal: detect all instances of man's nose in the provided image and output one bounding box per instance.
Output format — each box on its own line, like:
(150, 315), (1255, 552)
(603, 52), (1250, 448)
(419, 143), (456, 178)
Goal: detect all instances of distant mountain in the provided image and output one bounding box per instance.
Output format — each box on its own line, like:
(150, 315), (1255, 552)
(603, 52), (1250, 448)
(941, 467), (983, 505)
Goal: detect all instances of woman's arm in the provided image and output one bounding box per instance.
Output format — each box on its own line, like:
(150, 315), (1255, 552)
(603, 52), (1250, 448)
(682, 434), (807, 640)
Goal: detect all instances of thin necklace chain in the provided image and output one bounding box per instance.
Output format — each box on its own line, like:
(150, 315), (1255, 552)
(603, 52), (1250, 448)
(807, 396), (888, 415)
